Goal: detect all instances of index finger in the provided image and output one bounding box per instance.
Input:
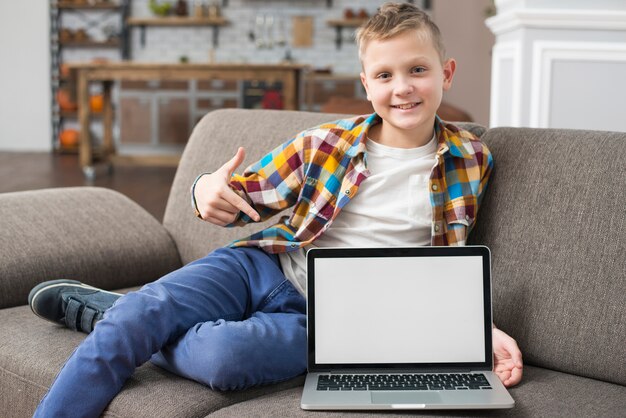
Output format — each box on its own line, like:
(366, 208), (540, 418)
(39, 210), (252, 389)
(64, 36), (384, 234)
(223, 188), (260, 222)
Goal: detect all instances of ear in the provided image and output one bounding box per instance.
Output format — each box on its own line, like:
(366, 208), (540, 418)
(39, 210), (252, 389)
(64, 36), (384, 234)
(442, 58), (456, 91)
(360, 72), (372, 101)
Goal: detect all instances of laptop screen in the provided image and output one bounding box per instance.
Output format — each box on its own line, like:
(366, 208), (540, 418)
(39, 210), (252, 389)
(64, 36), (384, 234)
(307, 247), (492, 370)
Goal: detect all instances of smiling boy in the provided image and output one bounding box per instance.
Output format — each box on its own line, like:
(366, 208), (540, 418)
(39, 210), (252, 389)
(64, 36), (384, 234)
(359, 20), (453, 149)
(30, 3), (522, 416)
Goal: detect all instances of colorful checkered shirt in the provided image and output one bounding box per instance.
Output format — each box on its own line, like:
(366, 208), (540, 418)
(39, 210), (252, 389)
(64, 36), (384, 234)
(218, 113), (493, 253)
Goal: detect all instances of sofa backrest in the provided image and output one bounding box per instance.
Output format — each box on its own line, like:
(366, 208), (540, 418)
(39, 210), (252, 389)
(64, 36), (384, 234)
(163, 109), (485, 265)
(469, 127), (626, 386)
(163, 109), (348, 264)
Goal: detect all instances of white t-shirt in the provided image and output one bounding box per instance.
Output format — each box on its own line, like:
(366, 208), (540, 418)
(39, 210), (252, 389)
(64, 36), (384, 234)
(278, 134), (438, 295)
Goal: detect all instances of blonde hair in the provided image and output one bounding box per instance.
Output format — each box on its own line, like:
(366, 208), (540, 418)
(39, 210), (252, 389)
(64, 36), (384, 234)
(355, 2), (445, 63)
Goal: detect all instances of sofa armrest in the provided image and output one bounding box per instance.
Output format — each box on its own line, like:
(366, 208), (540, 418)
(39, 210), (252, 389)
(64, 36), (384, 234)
(0, 187), (182, 309)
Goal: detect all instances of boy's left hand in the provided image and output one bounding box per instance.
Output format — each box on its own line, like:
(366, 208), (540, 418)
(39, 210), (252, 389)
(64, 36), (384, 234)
(493, 326), (523, 387)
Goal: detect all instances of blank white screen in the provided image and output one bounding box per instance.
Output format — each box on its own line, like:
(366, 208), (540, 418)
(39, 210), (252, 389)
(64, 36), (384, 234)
(314, 256), (485, 364)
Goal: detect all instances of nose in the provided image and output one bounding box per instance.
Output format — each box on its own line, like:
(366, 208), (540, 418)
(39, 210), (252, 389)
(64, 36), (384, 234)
(393, 75), (414, 96)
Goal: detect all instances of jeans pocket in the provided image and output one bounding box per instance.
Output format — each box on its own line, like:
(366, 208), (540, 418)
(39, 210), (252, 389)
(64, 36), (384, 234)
(259, 280), (306, 314)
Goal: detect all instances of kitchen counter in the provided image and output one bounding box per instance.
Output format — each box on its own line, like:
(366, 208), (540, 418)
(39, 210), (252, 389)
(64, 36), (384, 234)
(68, 62), (309, 178)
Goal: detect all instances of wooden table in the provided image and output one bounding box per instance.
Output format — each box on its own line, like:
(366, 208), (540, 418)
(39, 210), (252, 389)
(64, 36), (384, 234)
(68, 62), (307, 178)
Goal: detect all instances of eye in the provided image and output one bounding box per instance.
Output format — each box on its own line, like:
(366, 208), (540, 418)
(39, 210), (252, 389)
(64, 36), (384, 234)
(411, 66), (427, 74)
(376, 72), (391, 80)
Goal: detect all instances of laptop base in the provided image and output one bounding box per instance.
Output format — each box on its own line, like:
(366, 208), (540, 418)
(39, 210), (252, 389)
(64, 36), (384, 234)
(301, 371), (514, 410)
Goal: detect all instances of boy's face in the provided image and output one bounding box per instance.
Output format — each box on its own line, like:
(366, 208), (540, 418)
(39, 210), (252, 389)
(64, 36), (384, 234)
(360, 30), (456, 145)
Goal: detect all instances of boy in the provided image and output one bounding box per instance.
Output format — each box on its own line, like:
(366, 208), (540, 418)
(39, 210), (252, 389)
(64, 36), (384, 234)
(29, 3), (522, 416)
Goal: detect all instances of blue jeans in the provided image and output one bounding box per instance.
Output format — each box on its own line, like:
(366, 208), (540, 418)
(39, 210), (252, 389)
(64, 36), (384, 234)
(34, 247), (306, 418)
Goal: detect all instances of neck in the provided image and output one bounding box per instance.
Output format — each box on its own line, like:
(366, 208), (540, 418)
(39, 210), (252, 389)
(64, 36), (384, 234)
(368, 120), (436, 149)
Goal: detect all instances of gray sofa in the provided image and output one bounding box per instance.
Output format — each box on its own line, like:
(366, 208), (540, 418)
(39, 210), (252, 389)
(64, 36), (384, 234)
(0, 109), (624, 417)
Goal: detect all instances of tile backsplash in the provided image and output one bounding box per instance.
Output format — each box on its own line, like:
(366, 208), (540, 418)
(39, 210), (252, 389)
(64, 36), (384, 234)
(60, 0), (412, 74)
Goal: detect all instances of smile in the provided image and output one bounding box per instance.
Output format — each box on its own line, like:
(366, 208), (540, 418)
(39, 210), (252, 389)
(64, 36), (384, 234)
(391, 102), (420, 110)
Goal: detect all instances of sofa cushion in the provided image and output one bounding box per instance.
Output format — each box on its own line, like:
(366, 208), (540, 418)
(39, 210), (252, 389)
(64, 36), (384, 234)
(469, 128), (626, 386)
(0, 187), (182, 309)
(0, 304), (304, 418)
(207, 366), (626, 417)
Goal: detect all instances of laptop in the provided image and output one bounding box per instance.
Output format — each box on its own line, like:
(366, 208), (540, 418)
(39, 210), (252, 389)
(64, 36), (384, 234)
(301, 246), (514, 410)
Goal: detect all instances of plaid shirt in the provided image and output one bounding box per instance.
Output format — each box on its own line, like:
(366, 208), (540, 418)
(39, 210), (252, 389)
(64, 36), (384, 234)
(218, 113), (492, 253)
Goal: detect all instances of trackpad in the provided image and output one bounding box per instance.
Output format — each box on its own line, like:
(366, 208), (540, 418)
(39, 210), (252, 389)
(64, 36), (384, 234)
(371, 392), (442, 406)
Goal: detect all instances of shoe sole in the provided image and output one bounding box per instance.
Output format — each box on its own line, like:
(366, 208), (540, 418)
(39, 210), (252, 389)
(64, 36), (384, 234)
(28, 280), (122, 325)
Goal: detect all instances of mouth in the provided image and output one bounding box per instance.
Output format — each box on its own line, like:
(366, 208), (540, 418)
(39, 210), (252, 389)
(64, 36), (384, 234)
(391, 102), (420, 110)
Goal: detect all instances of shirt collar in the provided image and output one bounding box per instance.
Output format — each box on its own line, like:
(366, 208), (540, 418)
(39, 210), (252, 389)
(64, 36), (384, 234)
(343, 113), (378, 158)
(434, 116), (475, 160)
(350, 113), (475, 160)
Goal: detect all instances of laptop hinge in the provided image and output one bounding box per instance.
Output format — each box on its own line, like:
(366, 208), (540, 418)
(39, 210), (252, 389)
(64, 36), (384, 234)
(323, 367), (485, 374)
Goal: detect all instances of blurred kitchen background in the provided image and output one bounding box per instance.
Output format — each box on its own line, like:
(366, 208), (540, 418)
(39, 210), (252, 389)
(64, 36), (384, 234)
(1, 0), (625, 219)
(0, 0), (496, 156)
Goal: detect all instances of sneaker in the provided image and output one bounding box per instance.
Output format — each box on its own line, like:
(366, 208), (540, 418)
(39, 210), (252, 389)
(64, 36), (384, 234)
(28, 279), (122, 334)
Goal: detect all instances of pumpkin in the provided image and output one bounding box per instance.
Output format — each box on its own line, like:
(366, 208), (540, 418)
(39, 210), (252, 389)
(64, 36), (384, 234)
(57, 89), (78, 111)
(90, 95), (104, 113)
(59, 129), (80, 148)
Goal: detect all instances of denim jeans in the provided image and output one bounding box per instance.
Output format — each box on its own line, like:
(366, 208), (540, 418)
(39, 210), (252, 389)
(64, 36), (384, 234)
(34, 247), (307, 418)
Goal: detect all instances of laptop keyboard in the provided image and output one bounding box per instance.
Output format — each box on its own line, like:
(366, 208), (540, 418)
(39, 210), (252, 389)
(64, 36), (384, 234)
(316, 373), (492, 391)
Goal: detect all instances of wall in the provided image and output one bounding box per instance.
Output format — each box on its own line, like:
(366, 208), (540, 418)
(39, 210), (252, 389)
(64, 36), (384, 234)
(432, 0), (495, 126)
(0, 1), (51, 151)
(62, 0), (388, 73)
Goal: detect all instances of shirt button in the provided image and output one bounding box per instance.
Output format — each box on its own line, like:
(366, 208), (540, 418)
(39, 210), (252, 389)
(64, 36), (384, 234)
(431, 184), (438, 191)
(465, 215), (470, 221)
(434, 224), (440, 232)
(344, 189), (351, 195)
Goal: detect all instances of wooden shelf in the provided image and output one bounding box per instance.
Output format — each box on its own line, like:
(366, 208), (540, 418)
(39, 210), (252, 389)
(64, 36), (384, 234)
(327, 18), (368, 27)
(110, 154), (180, 167)
(59, 39), (121, 48)
(57, 144), (105, 157)
(128, 17), (229, 48)
(327, 19), (368, 49)
(57, 2), (122, 10)
(60, 110), (103, 118)
(127, 16), (228, 27)
(57, 144), (80, 154)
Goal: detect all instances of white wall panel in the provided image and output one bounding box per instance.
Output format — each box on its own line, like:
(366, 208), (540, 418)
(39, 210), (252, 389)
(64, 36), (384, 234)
(0, 1), (51, 151)
(530, 41), (626, 130)
(487, 0), (626, 131)
(490, 41), (521, 127)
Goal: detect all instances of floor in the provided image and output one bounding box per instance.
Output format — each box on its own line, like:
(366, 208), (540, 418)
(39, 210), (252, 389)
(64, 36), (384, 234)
(0, 152), (177, 222)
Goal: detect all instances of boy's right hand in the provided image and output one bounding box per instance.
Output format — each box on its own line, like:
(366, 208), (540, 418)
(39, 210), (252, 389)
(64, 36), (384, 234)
(194, 147), (261, 225)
